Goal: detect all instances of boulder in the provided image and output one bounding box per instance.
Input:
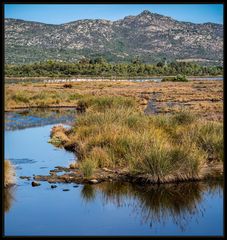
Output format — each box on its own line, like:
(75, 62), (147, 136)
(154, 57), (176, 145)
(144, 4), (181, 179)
(89, 179), (99, 184)
(31, 181), (41, 187)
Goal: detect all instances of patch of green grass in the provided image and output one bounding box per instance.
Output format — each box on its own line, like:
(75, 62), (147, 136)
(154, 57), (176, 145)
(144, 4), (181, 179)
(196, 121), (223, 162)
(80, 158), (96, 178)
(171, 110), (196, 125)
(69, 93), (82, 101)
(11, 92), (30, 104)
(77, 95), (136, 112)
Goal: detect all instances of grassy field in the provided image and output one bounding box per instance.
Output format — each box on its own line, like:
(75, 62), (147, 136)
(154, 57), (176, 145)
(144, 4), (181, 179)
(5, 80), (223, 121)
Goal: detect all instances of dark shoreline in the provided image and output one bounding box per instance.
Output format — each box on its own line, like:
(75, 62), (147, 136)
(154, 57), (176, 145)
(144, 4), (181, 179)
(33, 162), (223, 186)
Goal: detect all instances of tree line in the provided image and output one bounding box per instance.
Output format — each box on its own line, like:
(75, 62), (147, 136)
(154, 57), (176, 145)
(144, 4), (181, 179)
(5, 58), (223, 77)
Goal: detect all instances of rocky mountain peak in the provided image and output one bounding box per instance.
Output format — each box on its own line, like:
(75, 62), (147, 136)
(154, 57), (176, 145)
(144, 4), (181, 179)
(139, 10), (152, 16)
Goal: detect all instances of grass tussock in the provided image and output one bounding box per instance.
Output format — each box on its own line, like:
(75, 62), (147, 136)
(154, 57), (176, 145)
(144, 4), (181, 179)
(49, 125), (70, 147)
(80, 158), (97, 178)
(4, 160), (16, 188)
(49, 95), (223, 182)
(77, 95), (137, 112)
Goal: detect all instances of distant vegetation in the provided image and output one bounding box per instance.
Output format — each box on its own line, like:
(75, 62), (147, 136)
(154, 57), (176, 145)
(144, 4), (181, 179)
(5, 59), (223, 77)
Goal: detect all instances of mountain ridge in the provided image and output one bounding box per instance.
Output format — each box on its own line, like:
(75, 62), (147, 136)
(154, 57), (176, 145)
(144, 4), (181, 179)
(5, 10), (222, 26)
(5, 10), (223, 64)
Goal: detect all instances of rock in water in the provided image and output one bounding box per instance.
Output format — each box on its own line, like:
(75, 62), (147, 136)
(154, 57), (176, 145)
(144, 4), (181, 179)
(20, 176), (31, 180)
(89, 179), (99, 184)
(31, 181), (41, 187)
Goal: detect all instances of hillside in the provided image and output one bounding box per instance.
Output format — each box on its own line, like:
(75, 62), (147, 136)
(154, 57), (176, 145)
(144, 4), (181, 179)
(5, 10), (223, 64)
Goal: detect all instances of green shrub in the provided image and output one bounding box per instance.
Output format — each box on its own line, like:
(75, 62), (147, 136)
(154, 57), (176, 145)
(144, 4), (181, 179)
(162, 74), (188, 82)
(63, 83), (73, 88)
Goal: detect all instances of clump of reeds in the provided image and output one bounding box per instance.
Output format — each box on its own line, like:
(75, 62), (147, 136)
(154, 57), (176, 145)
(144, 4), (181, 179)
(4, 160), (16, 188)
(49, 125), (70, 147)
(49, 95), (223, 182)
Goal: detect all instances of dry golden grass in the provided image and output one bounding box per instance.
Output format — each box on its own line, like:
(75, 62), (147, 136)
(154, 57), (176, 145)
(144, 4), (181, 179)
(49, 125), (70, 147)
(5, 80), (223, 121)
(49, 95), (223, 181)
(4, 160), (16, 188)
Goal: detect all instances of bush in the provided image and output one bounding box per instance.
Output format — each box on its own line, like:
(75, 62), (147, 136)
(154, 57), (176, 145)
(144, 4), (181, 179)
(63, 83), (72, 88)
(162, 74), (188, 82)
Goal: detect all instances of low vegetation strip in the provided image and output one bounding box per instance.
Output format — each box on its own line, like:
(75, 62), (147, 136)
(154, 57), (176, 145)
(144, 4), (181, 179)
(5, 60), (223, 78)
(49, 95), (223, 184)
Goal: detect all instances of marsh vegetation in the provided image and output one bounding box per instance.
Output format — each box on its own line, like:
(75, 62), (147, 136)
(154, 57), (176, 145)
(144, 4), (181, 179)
(49, 95), (223, 183)
(5, 80), (223, 121)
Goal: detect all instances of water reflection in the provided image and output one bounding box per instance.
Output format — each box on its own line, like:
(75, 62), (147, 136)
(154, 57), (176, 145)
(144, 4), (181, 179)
(5, 108), (76, 130)
(4, 187), (16, 213)
(81, 185), (96, 202)
(81, 181), (223, 231)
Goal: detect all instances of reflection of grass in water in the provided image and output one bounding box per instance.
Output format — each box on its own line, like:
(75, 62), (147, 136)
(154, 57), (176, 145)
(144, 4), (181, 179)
(4, 187), (15, 213)
(19, 108), (76, 119)
(133, 183), (203, 230)
(5, 109), (76, 130)
(81, 185), (96, 202)
(85, 181), (223, 231)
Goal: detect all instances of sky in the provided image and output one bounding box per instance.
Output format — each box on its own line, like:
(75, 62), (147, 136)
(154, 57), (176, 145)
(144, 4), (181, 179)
(5, 4), (223, 25)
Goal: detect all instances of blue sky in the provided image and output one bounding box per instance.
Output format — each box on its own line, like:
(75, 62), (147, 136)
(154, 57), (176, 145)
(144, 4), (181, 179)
(5, 4), (223, 25)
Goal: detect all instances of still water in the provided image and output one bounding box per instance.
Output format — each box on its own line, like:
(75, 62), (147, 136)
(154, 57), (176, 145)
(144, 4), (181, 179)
(4, 109), (223, 236)
(5, 76), (223, 84)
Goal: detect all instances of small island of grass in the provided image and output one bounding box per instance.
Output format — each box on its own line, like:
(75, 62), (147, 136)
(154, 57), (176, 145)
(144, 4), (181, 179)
(45, 95), (223, 184)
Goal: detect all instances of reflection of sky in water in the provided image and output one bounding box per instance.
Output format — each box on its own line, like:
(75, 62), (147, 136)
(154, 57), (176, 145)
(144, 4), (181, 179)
(4, 181), (223, 236)
(5, 124), (76, 177)
(4, 109), (223, 236)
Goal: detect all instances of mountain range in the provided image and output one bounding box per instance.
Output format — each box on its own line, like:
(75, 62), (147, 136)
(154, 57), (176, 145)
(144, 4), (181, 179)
(5, 10), (223, 65)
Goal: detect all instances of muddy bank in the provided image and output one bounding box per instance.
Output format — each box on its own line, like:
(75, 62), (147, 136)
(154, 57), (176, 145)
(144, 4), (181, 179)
(32, 162), (223, 185)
